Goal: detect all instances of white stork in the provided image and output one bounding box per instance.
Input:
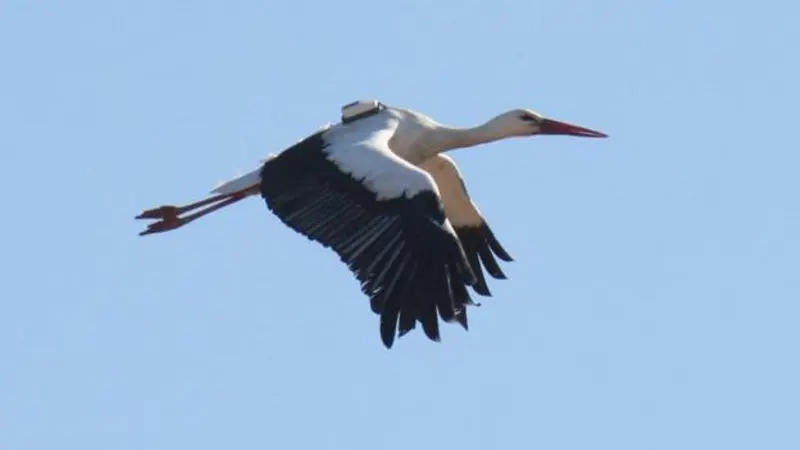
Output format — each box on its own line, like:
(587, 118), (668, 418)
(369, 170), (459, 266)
(136, 100), (607, 348)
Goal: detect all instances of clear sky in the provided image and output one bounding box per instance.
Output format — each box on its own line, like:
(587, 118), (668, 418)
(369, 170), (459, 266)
(2, 1), (798, 449)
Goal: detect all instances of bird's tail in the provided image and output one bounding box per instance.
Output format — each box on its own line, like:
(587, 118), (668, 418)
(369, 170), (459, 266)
(210, 154), (277, 195)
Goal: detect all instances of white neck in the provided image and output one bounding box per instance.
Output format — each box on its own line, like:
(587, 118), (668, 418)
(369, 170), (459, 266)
(427, 121), (521, 154)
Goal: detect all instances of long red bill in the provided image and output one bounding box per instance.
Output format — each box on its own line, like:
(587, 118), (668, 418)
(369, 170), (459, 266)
(539, 118), (608, 138)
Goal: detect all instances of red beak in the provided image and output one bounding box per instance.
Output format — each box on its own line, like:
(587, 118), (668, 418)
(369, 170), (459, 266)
(539, 118), (608, 138)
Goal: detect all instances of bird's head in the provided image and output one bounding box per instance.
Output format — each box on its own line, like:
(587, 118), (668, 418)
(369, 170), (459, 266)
(488, 108), (608, 139)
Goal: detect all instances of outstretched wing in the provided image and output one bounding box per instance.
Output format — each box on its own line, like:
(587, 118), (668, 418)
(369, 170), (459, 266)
(259, 112), (478, 348)
(418, 154), (514, 297)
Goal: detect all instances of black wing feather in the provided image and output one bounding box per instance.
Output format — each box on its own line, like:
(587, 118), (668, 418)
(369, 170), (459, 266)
(259, 130), (477, 348)
(455, 223), (515, 296)
(420, 155), (514, 298)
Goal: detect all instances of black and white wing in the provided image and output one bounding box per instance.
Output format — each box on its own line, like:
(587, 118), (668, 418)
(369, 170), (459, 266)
(258, 112), (478, 348)
(418, 154), (514, 297)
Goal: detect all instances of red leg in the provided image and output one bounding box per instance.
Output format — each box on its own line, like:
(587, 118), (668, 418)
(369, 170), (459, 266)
(135, 193), (232, 221)
(137, 185), (259, 236)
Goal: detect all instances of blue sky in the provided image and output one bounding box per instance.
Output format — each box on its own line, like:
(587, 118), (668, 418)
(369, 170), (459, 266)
(2, 0), (798, 448)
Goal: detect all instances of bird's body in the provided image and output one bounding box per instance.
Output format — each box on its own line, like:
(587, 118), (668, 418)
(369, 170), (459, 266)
(136, 100), (607, 348)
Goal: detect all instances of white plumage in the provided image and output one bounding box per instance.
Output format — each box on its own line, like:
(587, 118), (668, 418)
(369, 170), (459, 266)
(320, 113), (435, 201)
(136, 100), (607, 348)
(211, 154), (276, 195)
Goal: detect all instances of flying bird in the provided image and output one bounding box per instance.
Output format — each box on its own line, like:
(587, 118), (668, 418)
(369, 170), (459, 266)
(135, 100), (607, 348)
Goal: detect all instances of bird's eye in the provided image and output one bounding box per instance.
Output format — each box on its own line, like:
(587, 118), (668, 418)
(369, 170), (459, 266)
(519, 113), (539, 123)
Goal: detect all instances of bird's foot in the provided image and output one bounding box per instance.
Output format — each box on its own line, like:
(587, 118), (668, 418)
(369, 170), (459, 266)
(138, 213), (189, 236)
(135, 205), (181, 221)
